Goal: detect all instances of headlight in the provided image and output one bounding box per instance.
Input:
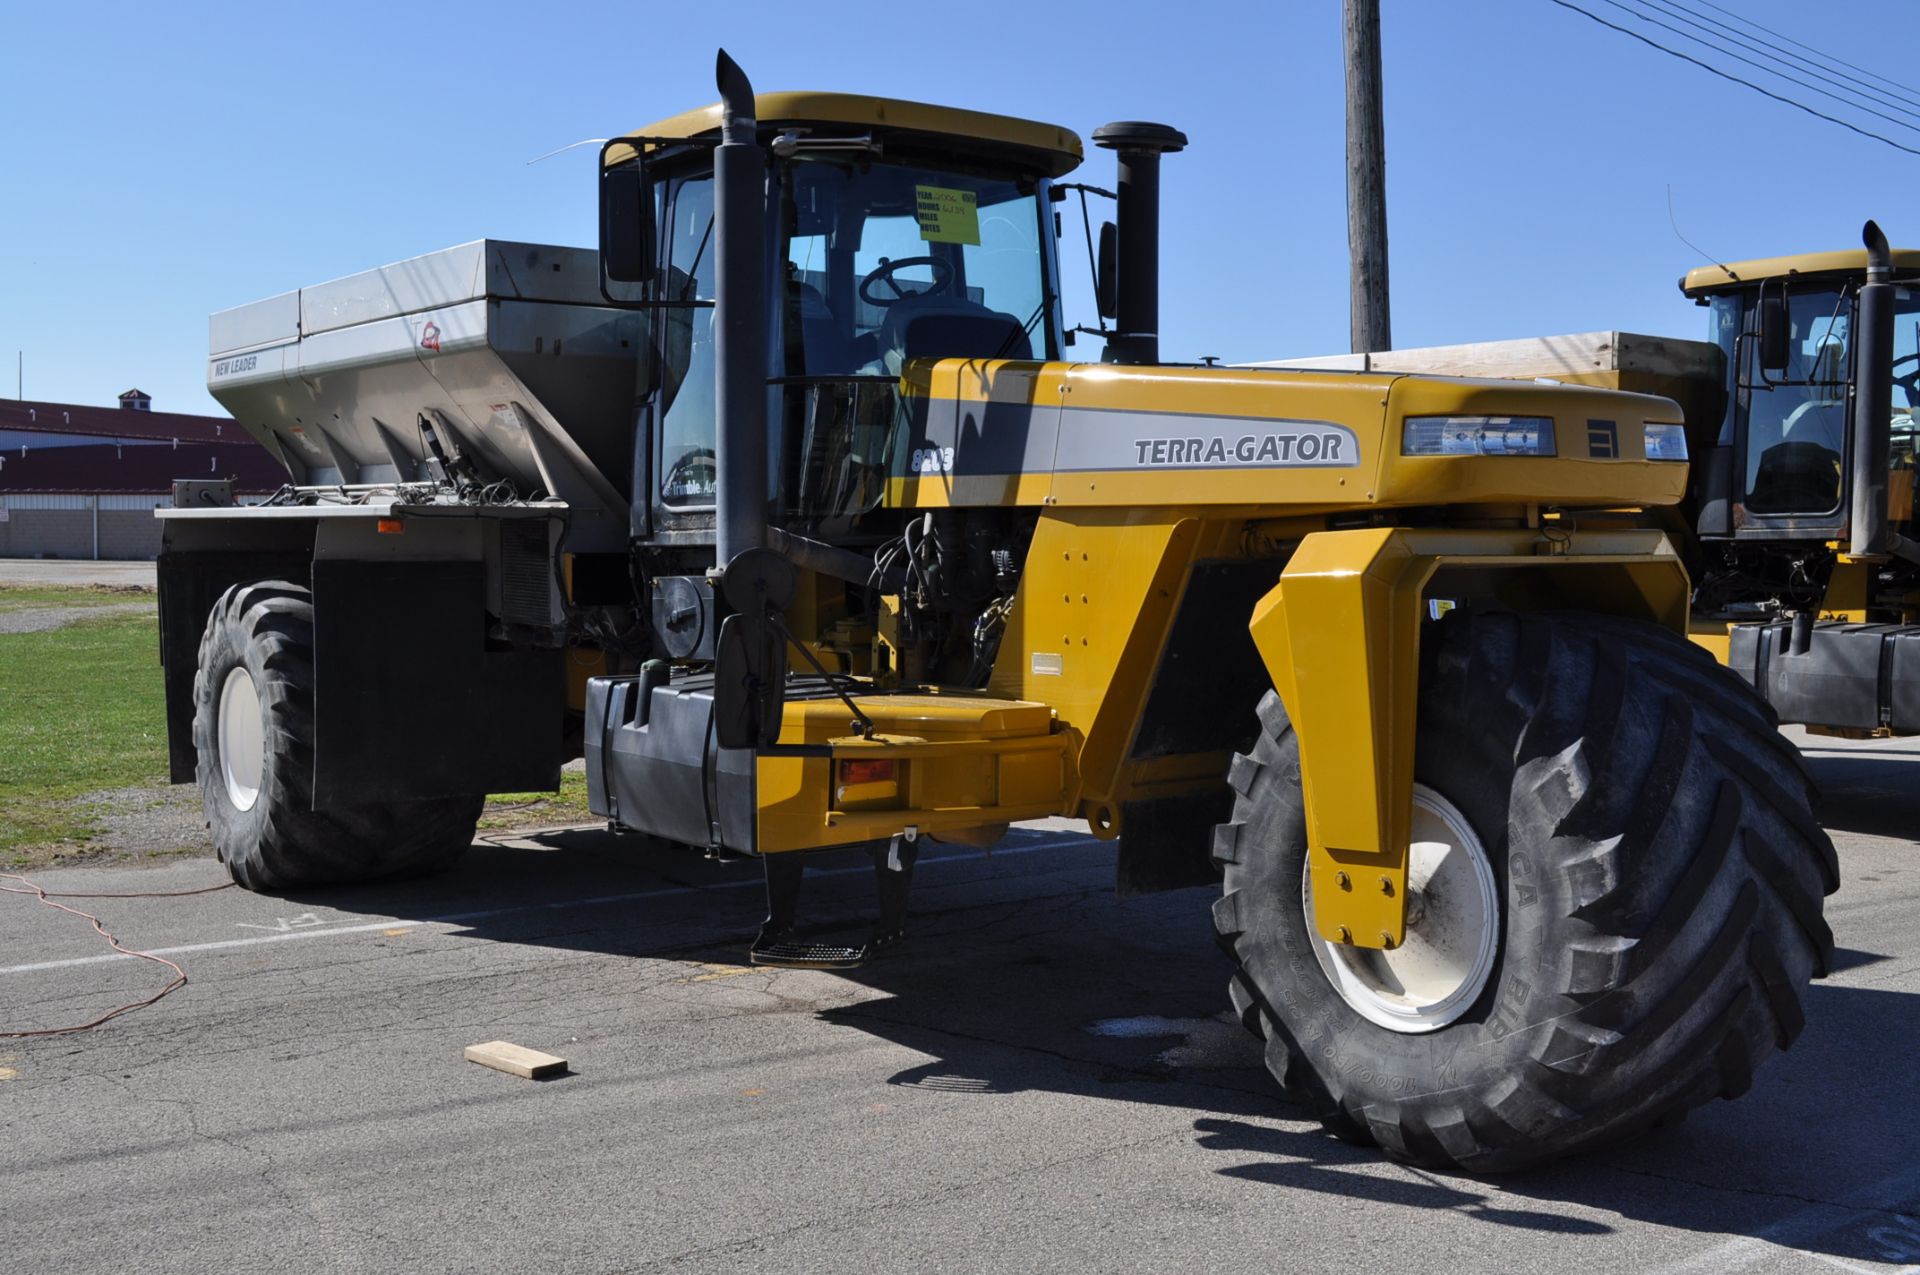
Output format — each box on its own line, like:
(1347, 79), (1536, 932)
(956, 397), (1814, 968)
(1402, 415), (1555, 457)
(1644, 422), (1689, 461)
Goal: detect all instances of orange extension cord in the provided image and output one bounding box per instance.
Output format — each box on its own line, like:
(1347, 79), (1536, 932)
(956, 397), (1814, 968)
(0, 874), (233, 1038)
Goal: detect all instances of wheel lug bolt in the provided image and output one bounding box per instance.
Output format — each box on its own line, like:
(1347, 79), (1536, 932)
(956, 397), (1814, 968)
(1335, 926), (1353, 944)
(1335, 871), (1351, 890)
(1378, 876), (1394, 895)
(1379, 931), (1396, 950)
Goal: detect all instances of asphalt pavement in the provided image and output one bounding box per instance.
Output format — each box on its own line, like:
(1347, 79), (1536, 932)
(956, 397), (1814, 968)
(1, 733), (1916, 1274)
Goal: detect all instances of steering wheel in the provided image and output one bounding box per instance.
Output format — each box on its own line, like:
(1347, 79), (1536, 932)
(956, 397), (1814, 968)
(858, 256), (954, 308)
(1893, 351), (1920, 397)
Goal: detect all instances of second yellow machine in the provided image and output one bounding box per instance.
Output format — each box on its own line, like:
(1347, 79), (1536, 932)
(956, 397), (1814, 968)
(160, 53), (1835, 1171)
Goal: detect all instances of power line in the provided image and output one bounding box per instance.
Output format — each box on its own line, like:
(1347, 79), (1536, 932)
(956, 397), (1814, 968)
(1594, 0), (1920, 138)
(1664, 0), (1920, 115)
(1640, 0), (1920, 123)
(1546, 0), (1920, 159)
(1692, 0), (1920, 110)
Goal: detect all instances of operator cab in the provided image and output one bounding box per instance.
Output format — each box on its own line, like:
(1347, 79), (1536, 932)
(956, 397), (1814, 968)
(603, 94), (1080, 545)
(1684, 249), (1920, 543)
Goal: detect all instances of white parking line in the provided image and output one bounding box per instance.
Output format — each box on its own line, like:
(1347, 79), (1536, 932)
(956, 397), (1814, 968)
(0, 836), (1094, 978)
(1651, 1162), (1920, 1275)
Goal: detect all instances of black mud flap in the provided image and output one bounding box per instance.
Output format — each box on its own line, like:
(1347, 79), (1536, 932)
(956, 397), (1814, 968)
(1115, 790), (1233, 897)
(311, 560), (563, 805)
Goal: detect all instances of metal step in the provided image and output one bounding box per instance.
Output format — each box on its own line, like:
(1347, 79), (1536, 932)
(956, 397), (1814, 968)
(748, 936), (869, 969)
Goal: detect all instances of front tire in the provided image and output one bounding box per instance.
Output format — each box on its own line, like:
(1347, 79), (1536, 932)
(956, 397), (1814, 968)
(192, 580), (482, 890)
(1213, 609), (1837, 1172)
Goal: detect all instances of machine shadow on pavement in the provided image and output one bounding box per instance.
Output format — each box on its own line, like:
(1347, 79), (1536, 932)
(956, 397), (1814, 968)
(267, 809), (1920, 1268)
(1180, 978), (1919, 1263)
(1801, 744), (1920, 839)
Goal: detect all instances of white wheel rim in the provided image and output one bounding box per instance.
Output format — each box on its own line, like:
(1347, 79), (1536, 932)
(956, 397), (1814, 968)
(217, 665), (265, 813)
(1304, 784), (1500, 1034)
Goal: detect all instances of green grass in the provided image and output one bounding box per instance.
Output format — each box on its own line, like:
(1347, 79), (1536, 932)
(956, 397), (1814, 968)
(0, 586), (595, 864)
(480, 772), (594, 829)
(0, 610), (169, 854)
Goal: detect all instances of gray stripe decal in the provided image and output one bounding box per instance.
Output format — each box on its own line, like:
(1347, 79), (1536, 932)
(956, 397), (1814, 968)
(904, 397), (1361, 481)
(905, 396), (1057, 478)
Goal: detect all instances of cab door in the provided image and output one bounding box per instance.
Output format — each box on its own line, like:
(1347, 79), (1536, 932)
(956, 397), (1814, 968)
(1733, 287), (1852, 539)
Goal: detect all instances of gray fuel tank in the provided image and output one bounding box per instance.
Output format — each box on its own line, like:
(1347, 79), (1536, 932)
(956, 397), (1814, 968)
(1727, 619), (1920, 733)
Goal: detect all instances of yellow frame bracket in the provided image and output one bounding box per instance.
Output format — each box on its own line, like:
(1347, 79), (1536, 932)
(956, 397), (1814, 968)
(1248, 527), (1689, 950)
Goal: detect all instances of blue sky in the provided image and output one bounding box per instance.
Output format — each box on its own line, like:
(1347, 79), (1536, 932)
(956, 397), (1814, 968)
(2, 0), (1915, 416)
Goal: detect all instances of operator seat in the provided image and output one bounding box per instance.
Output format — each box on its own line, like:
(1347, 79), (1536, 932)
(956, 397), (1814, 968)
(1749, 439), (1842, 512)
(860, 293), (1031, 377)
(787, 280), (855, 375)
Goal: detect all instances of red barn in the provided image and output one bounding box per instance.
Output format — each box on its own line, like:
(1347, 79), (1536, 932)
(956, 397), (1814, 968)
(0, 392), (284, 559)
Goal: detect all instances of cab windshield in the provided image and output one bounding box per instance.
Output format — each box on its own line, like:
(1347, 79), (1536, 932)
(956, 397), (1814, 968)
(656, 166), (718, 506)
(652, 156), (1053, 514)
(779, 159), (1051, 377)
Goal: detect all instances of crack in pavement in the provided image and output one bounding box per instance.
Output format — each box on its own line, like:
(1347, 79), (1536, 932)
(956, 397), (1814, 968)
(1593, 1159), (1920, 1225)
(94, 1071), (399, 1251)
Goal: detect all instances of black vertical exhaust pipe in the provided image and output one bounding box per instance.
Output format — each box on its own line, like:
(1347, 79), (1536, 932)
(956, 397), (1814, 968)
(714, 50), (767, 569)
(1091, 121), (1186, 365)
(1851, 219), (1894, 558)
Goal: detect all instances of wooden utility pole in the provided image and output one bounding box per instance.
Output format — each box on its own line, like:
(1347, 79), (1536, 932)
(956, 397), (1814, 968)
(1345, 0), (1391, 353)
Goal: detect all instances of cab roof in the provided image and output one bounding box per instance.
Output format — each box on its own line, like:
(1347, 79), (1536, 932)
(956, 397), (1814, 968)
(610, 91), (1083, 177)
(1681, 246), (1920, 296)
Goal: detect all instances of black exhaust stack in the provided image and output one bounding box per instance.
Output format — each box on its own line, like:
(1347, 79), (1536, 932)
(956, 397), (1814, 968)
(1850, 222), (1896, 556)
(1851, 220), (1895, 559)
(714, 49), (767, 568)
(707, 50), (794, 753)
(1852, 221), (1920, 567)
(1091, 121), (1186, 365)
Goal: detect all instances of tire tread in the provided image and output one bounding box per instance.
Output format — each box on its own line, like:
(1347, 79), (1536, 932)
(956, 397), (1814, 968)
(1212, 607), (1837, 1171)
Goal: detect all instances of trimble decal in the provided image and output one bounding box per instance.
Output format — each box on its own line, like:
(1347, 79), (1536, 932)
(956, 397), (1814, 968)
(1055, 409), (1360, 472)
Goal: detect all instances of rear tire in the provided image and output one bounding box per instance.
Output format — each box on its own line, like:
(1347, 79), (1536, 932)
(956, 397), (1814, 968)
(1213, 609), (1837, 1171)
(192, 580), (482, 890)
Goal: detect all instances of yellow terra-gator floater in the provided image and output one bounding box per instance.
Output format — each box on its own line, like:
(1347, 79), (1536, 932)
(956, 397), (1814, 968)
(162, 51), (1835, 1173)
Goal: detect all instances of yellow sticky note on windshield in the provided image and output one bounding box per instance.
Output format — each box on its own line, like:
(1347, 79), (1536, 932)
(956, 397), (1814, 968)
(915, 185), (980, 245)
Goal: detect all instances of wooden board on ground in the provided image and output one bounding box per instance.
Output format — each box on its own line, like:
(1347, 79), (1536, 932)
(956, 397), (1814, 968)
(464, 1040), (568, 1079)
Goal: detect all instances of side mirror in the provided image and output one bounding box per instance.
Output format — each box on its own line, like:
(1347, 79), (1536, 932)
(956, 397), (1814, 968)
(712, 548), (797, 750)
(600, 151), (655, 287)
(1095, 221), (1119, 320)
(1758, 289), (1789, 373)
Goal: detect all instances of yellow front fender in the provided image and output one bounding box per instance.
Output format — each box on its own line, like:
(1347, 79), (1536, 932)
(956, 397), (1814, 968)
(1248, 527), (1689, 950)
